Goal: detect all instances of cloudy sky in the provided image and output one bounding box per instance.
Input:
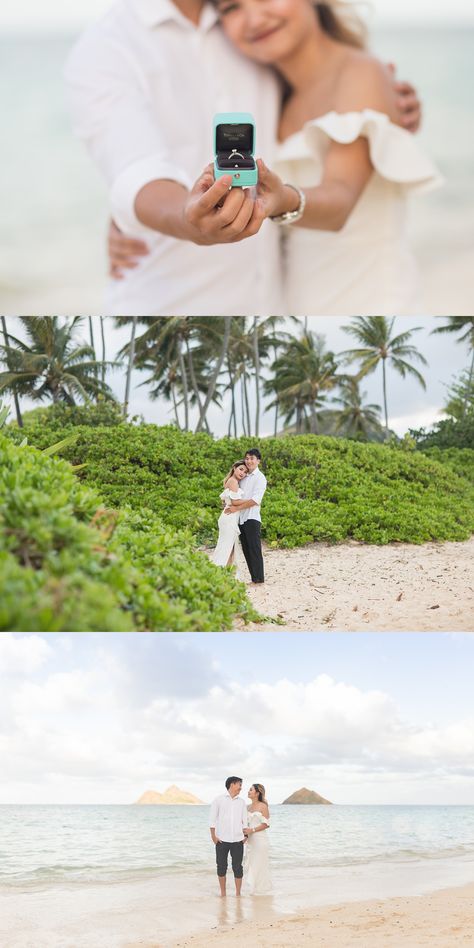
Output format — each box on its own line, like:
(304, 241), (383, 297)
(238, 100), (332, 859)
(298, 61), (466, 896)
(2, 316), (470, 437)
(1, 632), (473, 806)
(2, 0), (473, 32)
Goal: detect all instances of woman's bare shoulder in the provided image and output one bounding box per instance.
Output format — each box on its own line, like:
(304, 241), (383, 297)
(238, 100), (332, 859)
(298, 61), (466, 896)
(334, 49), (398, 121)
(258, 802), (270, 817)
(225, 475), (239, 490)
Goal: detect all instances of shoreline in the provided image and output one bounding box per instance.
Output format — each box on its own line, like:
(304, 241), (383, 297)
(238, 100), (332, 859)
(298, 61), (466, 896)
(230, 538), (474, 632)
(2, 856), (473, 948)
(173, 881), (474, 948)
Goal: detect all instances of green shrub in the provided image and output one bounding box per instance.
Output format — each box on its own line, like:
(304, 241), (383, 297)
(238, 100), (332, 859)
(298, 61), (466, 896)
(420, 447), (474, 485)
(11, 423), (474, 547)
(410, 411), (474, 450)
(0, 434), (259, 632)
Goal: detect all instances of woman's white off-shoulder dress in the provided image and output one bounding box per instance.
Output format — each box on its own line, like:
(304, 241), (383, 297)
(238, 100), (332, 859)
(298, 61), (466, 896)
(275, 109), (442, 315)
(246, 810), (271, 895)
(210, 488), (246, 580)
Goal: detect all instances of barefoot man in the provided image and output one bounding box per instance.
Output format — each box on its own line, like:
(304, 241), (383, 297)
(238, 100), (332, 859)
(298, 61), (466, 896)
(210, 776), (248, 897)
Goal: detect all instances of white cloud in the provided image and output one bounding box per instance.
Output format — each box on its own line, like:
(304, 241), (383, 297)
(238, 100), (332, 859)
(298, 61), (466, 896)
(0, 633), (52, 676)
(1, 642), (473, 805)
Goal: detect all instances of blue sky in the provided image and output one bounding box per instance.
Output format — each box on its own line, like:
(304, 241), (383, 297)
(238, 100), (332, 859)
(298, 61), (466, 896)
(1, 632), (473, 806)
(2, 316), (470, 438)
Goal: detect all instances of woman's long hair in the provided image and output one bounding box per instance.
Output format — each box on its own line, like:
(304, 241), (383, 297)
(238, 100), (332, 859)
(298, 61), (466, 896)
(223, 460), (247, 487)
(314, 2), (368, 50)
(252, 783), (268, 805)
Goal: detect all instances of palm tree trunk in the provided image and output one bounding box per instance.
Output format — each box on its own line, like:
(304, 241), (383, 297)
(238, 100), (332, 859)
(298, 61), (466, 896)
(177, 335), (189, 431)
(171, 383), (181, 428)
(88, 317), (96, 355)
(243, 370), (251, 437)
(252, 317), (260, 437)
(466, 346), (474, 406)
(123, 316), (137, 417)
(195, 316), (232, 433)
(382, 357), (389, 435)
(100, 317), (106, 383)
(185, 336), (204, 418)
(1, 316), (23, 427)
(273, 397), (279, 437)
(241, 375), (247, 437)
(227, 356), (236, 439)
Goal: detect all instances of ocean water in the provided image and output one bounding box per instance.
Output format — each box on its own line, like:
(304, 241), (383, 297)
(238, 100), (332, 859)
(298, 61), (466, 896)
(1, 805), (473, 946)
(2, 804), (474, 888)
(0, 28), (473, 314)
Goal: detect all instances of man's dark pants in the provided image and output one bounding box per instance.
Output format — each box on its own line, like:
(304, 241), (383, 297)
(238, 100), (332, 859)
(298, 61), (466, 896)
(216, 840), (244, 878)
(239, 520), (264, 583)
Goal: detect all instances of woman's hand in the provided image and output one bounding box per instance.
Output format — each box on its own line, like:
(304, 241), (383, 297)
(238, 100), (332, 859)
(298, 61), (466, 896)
(255, 159), (301, 219)
(108, 220), (149, 279)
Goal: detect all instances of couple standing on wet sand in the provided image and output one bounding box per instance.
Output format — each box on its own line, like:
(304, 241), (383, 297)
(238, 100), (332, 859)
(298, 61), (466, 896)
(210, 776), (271, 897)
(211, 449), (267, 584)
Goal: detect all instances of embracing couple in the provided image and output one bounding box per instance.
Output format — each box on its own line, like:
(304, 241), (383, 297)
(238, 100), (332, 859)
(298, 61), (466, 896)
(211, 448), (266, 584)
(65, 1), (440, 317)
(210, 776), (271, 897)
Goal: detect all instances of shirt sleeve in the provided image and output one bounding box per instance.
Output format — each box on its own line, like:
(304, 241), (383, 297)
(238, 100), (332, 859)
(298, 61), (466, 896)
(64, 31), (193, 235)
(249, 475), (267, 506)
(209, 797), (218, 828)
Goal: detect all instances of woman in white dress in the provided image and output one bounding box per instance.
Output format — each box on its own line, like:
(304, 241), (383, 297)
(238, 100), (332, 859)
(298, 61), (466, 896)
(210, 460), (248, 577)
(211, 0), (442, 315)
(244, 783), (272, 895)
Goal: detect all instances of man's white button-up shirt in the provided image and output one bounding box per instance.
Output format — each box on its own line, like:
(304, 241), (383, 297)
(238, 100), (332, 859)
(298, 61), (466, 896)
(209, 792), (248, 843)
(65, 0), (282, 316)
(239, 468), (267, 525)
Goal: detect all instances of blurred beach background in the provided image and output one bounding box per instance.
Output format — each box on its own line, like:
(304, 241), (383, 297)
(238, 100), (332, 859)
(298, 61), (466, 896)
(0, 1), (473, 315)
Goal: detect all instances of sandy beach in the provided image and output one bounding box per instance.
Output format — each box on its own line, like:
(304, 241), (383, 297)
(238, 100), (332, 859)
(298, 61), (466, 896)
(235, 538), (474, 632)
(175, 882), (474, 948)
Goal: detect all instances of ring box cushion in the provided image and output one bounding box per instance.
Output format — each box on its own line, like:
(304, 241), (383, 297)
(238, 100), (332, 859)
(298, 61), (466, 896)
(213, 112), (258, 186)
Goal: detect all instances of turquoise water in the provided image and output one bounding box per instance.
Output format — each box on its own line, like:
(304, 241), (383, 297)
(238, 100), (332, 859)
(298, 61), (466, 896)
(0, 28), (473, 312)
(2, 804), (474, 888)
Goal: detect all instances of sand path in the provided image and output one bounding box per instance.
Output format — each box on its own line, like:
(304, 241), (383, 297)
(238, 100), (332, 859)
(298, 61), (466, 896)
(235, 538), (474, 632)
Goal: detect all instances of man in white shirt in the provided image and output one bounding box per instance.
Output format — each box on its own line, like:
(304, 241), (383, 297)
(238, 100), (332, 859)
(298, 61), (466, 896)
(209, 776), (248, 897)
(64, 0), (282, 316)
(225, 448), (267, 584)
(65, 1), (421, 317)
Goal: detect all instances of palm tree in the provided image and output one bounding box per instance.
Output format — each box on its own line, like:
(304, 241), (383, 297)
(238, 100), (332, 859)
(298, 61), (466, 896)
(332, 378), (384, 441)
(0, 317), (23, 426)
(432, 317), (474, 412)
(0, 316), (116, 406)
(195, 316), (232, 432)
(123, 316), (138, 417)
(99, 317), (107, 383)
(265, 332), (339, 434)
(341, 316), (427, 435)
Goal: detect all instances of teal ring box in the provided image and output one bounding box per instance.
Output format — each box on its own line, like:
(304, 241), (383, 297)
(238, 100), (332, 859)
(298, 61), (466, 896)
(213, 112), (258, 187)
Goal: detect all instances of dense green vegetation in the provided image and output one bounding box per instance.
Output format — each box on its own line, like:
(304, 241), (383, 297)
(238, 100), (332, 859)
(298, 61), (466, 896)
(0, 432), (260, 632)
(2, 315), (473, 632)
(12, 417), (474, 547)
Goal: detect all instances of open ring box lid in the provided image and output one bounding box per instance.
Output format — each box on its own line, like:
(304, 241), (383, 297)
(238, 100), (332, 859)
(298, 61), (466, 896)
(213, 112), (258, 186)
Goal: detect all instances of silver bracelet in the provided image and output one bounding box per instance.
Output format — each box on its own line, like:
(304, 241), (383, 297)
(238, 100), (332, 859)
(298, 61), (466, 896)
(270, 184), (306, 225)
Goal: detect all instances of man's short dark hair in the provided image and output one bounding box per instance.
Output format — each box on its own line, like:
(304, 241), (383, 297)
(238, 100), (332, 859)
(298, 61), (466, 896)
(225, 776), (243, 790)
(245, 448), (262, 460)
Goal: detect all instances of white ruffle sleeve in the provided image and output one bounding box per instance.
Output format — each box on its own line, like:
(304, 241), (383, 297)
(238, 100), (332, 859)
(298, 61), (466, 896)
(304, 109), (443, 194)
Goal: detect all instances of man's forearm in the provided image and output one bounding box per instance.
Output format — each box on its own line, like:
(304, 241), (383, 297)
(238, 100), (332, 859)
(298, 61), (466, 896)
(230, 499), (258, 510)
(134, 180), (191, 239)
